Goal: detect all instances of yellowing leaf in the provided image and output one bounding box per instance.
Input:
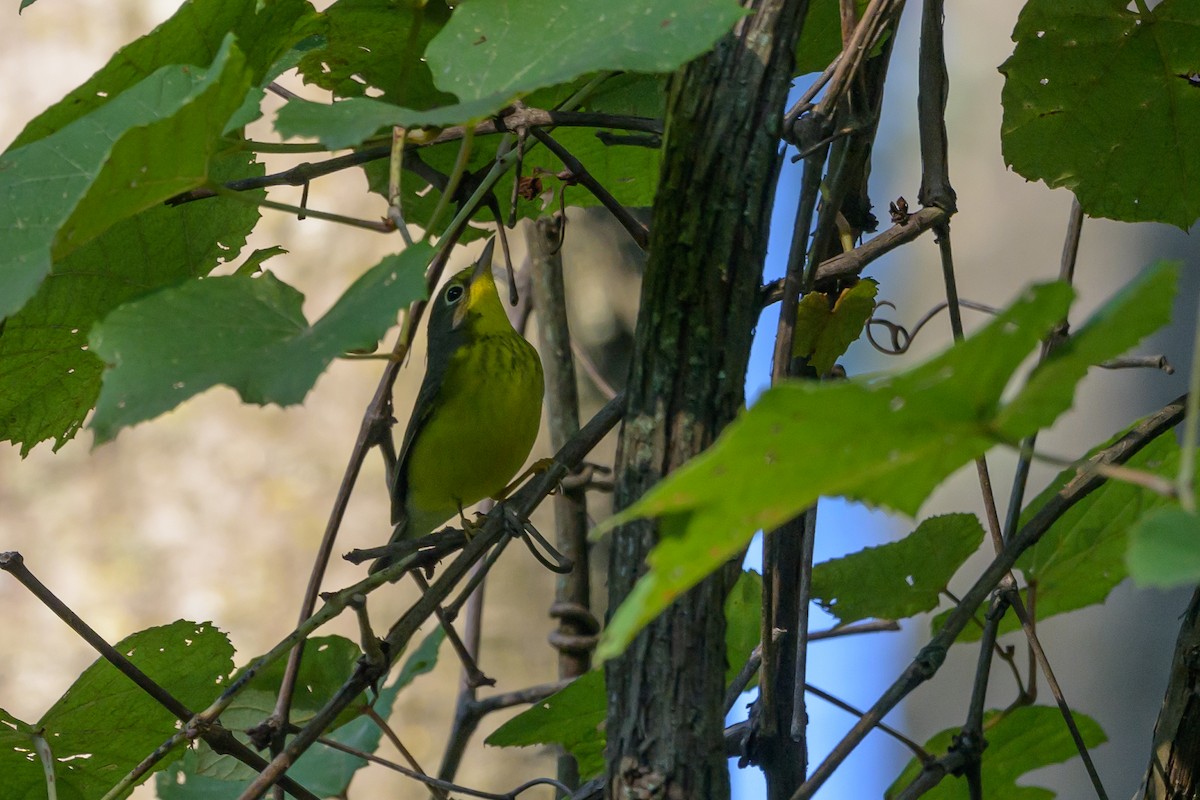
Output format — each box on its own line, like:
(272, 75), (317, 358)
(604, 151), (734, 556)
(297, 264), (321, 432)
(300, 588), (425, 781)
(792, 280), (879, 375)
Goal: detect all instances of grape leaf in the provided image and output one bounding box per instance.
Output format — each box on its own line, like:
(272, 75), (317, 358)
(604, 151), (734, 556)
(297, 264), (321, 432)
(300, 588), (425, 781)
(1128, 507), (1200, 589)
(0, 151), (264, 454)
(0, 36), (252, 320)
(725, 569), (763, 688)
(11, 0), (317, 148)
(793, 279), (878, 376)
(0, 622), (233, 800)
(937, 431), (1179, 642)
(158, 629), (445, 797)
(595, 264), (1176, 660)
(426, 0), (746, 101)
(486, 670), (606, 780)
(296, 0), (454, 108)
(812, 513), (984, 626)
(88, 244), (432, 442)
(994, 261), (1179, 437)
(274, 93), (516, 149)
(1000, 0), (1200, 228)
(886, 705), (1106, 799)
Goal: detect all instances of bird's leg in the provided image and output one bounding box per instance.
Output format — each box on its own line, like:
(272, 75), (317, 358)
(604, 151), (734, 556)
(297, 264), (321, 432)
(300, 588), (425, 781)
(494, 456), (556, 501)
(458, 502), (488, 540)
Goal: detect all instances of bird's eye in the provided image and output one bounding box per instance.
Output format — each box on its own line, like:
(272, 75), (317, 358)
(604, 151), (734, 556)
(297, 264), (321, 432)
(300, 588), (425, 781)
(444, 284), (465, 304)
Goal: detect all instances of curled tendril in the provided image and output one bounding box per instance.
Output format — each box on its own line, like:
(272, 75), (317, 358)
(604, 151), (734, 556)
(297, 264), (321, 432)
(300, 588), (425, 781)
(866, 299), (998, 355)
(510, 506), (575, 574)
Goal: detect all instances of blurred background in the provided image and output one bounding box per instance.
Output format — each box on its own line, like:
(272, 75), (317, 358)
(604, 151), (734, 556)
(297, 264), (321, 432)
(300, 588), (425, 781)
(1, 1), (1196, 798)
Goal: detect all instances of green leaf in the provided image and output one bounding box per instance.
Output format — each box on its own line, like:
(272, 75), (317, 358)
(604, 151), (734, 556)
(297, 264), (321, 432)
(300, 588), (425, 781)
(0, 709), (51, 800)
(155, 747), (246, 799)
(220, 636), (365, 733)
(937, 427), (1180, 642)
(0, 35), (252, 321)
(793, 0), (873, 76)
(0, 621), (233, 800)
(486, 669), (606, 780)
(1128, 506), (1200, 588)
(361, 74), (664, 240)
(289, 628), (446, 796)
(158, 629), (445, 798)
(11, 0), (317, 148)
(0, 151), (263, 454)
(999, 0), (1200, 229)
(595, 262), (1179, 660)
(725, 570), (763, 689)
(275, 93), (516, 150)
(792, 279), (878, 376)
(426, 0), (746, 101)
(885, 705), (1106, 799)
(593, 281), (1075, 659)
(234, 246), (289, 277)
(296, 0), (455, 108)
(812, 514), (985, 626)
(994, 261), (1179, 438)
(88, 244), (432, 442)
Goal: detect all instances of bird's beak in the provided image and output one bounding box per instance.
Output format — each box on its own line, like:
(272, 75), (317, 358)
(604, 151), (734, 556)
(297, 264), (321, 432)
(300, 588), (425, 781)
(472, 238), (496, 283)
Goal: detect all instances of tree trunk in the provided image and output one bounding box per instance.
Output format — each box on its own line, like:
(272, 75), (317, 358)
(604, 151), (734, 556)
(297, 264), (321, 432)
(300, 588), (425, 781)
(1139, 587), (1200, 800)
(604, 2), (806, 797)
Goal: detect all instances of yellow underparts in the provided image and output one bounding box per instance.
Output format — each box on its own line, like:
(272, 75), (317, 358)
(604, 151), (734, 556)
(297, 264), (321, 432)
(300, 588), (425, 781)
(404, 332), (543, 529)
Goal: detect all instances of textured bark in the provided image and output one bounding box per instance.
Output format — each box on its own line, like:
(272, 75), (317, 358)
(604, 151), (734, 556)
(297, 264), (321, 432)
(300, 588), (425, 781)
(1140, 588), (1200, 800)
(604, 2), (806, 798)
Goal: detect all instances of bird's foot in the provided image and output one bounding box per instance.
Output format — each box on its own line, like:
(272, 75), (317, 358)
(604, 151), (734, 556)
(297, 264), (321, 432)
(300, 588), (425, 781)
(495, 457), (556, 501)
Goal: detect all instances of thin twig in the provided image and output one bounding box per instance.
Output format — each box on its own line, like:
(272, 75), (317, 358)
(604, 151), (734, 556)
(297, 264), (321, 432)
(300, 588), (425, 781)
(388, 126), (415, 247)
(0, 553), (323, 800)
(529, 128), (649, 250)
(806, 683), (929, 760)
(1006, 591), (1110, 799)
(316, 731), (571, 800)
(783, 56), (841, 126)
(809, 619), (901, 640)
(169, 109), (661, 206)
(362, 706), (449, 800)
(1098, 355), (1174, 374)
(235, 394), (625, 799)
(1003, 198), (1084, 542)
(1024, 449), (1179, 498)
(411, 570), (494, 688)
(1177, 289), (1200, 512)
(810, 206), (948, 285)
(424, 127), (475, 240)
(792, 394), (1188, 798)
(209, 183), (393, 232)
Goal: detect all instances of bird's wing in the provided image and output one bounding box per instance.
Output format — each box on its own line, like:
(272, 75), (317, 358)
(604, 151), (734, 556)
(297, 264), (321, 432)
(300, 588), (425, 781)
(389, 352), (451, 526)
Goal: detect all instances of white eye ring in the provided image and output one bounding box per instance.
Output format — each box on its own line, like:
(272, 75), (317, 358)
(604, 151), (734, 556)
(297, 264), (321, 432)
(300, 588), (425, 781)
(445, 284), (465, 304)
